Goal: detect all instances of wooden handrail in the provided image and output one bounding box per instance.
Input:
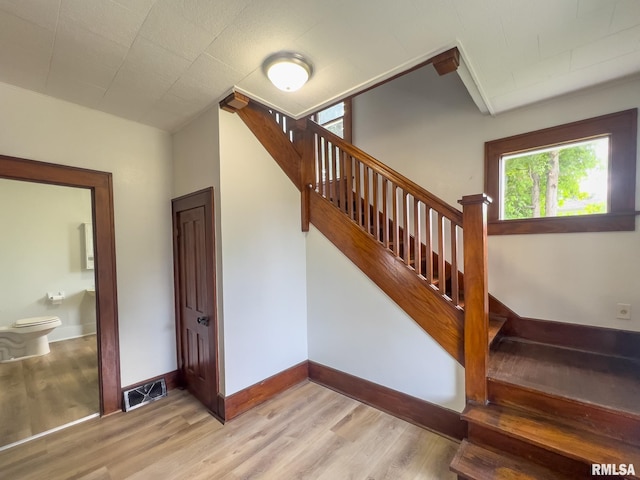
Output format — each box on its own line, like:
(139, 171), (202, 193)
(307, 121), (463, 223)
(259, 103), (462, 222)
(306, 118), (465, 307)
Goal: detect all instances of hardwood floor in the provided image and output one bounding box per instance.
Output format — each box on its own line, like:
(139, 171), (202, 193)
(0, 335), (99, 447)
(0, 381), (459, 479)
(488, 337), (640, 415)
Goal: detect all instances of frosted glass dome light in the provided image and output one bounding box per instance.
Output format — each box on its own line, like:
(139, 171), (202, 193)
(263, 52), (313, 92)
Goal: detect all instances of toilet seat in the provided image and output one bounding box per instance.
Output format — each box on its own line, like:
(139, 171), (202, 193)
(13, 316), (60, 328)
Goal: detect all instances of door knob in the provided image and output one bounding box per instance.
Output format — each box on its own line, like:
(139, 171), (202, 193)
(197, 316), (209, 326)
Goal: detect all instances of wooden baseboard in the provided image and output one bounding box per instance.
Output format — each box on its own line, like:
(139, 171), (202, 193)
(223, 361), (309, 421)
(503, 317), (640, 360)
(308, 361), (466, 441)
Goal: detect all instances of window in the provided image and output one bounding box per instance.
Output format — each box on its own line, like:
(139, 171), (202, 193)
(485, 109), (637, 234)
(312, 99), (352, 142)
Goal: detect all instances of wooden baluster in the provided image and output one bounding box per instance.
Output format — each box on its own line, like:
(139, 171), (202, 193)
(382, 178), (389, 248)
(363, 166), (370, 233)
(402, 191), (410, 265)
(426, 208), (433, 284)
(372, 172), (379, 240)
(437, 213), (446, 295)
(459, 193), (491, 405)
(346, 155), (354, 220)
(330, 143), (338, 207)
(316, 135), (323, 196)
(450, 222), (459, 305)
(355, 160), (362, 227)
(336, 145), (347, 212)
(323, 137), (330, 199)
(414, 199), (422, 276)
(392, 185), (400, 257)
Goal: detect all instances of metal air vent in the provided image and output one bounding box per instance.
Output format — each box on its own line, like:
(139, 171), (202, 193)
(123, 378), (167, 412)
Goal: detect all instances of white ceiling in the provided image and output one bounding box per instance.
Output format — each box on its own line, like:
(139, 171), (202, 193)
(1, 0), (639, 132)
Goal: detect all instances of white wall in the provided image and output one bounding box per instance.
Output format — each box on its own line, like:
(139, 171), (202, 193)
(353, 68), (640, 332)
(0, 179), (96, 341)
(306, 226), (465, 410)
(218, 111), (308, 396)
(173, 107), (308, 396)
(172, 107), (226, 391)
(0, 82), (175, 386)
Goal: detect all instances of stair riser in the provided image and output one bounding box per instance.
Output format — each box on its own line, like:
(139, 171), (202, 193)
(468, 423), (592, 478)
(488, 379), (640, 446)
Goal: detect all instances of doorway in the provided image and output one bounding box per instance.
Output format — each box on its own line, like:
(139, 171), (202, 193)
(0, 179), (99, 447)
(172, 188), (220, 417)
(0, 155), (121, 417)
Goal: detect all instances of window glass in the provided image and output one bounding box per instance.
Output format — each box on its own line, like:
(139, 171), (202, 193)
(500, 137), (609, 220)
(316, 103), (344, 125)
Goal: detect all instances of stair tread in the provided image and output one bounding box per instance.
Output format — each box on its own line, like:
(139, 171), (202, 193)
(487, 377), (640, 447)
(488, 338), (640, 416)
(488, 316), (506, 347)
(463, 403), (640, 473)
(450, 440), (575, 480)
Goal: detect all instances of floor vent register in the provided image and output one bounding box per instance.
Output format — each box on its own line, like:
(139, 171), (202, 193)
(123, 378), (167, 412)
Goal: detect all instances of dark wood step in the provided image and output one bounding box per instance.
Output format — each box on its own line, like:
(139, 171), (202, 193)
(463, 404), (640, 479)
(451, 439), (576, 480)
(488, 337), (640, 417)
(488, 378), (640, 446)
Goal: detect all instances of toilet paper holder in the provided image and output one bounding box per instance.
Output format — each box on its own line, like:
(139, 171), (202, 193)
(47, 291), (66, 305)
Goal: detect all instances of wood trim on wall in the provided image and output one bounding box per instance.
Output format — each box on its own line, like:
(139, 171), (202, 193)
(0, 155), (121, 414)
(223, 361), (309, 421)
(308, 361), (467, 441)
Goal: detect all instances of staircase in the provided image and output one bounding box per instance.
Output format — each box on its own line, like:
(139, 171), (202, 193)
(452, 325), (640, 479)
(220, 92), (640, 479)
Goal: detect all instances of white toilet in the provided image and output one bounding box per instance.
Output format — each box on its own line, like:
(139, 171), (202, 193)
(0, 316), (62, 363)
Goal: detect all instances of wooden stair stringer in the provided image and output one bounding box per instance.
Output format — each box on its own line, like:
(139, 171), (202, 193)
(310, 190), (465, 365)
(235, 102), (303, 190)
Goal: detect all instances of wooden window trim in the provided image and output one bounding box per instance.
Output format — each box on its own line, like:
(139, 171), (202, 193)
(485, 109), (638, 235)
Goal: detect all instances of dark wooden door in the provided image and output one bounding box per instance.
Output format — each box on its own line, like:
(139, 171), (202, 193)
(172, 188), (219, 416)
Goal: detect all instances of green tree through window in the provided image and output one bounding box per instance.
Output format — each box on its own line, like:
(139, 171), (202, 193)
(501, 138), (607, 220)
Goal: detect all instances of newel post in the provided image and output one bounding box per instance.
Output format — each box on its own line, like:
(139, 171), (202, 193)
(458, 193), (492, 404)
(294, 118), (314, 232)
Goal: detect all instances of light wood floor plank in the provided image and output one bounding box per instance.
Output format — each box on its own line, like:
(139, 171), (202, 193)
(0, 381), (458, 479)
(0, 335), (99, 448)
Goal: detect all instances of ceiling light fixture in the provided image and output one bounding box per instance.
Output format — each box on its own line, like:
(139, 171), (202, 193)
(263, 52), (313, 92)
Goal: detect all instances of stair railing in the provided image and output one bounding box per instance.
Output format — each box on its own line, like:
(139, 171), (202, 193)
(306, 120), (465, 307)
(248, 98), (491, 402)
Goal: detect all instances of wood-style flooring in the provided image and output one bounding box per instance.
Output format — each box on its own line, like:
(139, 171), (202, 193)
(0, 335), (99, 447)
(488, 337), (640, 415)
(0, 381), (459, 480)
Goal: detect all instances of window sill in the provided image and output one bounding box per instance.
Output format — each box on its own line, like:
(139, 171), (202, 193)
(488, 212), (637, 235)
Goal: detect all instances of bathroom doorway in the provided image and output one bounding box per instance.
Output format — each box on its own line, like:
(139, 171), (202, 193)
(0, 178), (98, 447)
(0, 155), (121, 448)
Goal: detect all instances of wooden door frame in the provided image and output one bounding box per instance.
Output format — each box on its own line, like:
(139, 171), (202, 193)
(0, 154), (122, 414)
(172, 187), (221, 418)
